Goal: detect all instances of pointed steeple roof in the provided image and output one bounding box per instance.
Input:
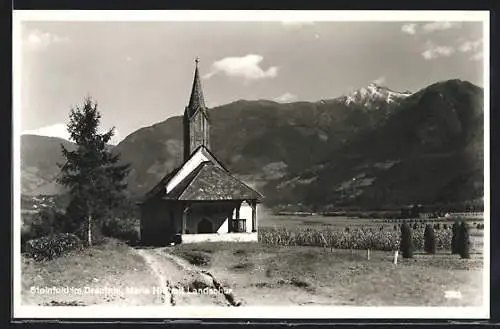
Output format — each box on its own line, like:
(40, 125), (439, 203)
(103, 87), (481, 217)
(187, 57), (206, 117)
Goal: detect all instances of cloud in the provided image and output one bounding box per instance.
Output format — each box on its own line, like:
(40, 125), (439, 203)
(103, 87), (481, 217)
(456, 38), (483, 61)
(203, 54), (278, 82)
(401, 21), (462, 35)
(314, 33), (320, 40)
(459, 38), (482, 53)
(23, 123), (71, 141)
(274, 92), (298, 103)
(125, 56), (133, 62)
(421, 42), (455, 60)
(401, 23), (417, 35)
(22, 123), (122, 145)
(421, 21), (462, 33)
(24, 29), (70, 51)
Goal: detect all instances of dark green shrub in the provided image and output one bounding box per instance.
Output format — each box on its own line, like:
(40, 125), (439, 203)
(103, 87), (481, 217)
(476, 223), (481, 230)
(443, 223), (448, 230)
(458, 222), (471, 259)
(393, 224), (398, 231)
(24, 233), (82, 261)
(436, 223), (441, 230)
(400, 222), (414, 258)
(424, 224), (436, 254)
(102, 217), (140, 245)
(412, 223), (419, 230)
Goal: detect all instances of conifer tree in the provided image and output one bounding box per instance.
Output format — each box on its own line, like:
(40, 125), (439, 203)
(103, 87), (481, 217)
(424, 224), (436, 254)
(400, 221), (414, 258)
(451, 221), (460, 254)
(458, 222), (471, 259)
(57, 97), (130, 246)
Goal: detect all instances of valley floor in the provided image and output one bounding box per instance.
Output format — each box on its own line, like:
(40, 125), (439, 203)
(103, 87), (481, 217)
(169, 242), (483, 307)
(21, 239), (483, 308)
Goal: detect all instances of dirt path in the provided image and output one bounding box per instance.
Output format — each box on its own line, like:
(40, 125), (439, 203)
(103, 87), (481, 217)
(134, 249), (174, 305)
(133, 247), (234, 306)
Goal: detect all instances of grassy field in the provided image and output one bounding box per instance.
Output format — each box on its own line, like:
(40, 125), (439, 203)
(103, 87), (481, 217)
(168, 242), (483, 306)
(21, 238), (162, 306)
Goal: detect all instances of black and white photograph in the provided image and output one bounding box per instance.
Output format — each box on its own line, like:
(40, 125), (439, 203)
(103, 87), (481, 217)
(13, 10), (490, 319)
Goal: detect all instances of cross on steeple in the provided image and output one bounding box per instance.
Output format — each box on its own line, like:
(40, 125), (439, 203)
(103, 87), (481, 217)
(195, 57), (200, 65)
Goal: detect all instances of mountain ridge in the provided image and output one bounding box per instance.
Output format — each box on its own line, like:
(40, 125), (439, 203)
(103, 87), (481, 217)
(20, 79), (484, 211)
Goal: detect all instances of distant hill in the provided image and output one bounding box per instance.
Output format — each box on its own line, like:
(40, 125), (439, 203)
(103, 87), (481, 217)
(20, 135), (74, 195)
(20, 79), (484, 211)
(113, 83), (409, 197)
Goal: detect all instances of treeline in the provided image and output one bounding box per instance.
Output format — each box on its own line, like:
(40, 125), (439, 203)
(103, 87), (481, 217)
(272, 201), (484, 218)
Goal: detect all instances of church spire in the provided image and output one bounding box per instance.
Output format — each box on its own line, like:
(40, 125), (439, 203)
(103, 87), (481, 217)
(183, 57), (210, 162)
(187, 57), (206, 117)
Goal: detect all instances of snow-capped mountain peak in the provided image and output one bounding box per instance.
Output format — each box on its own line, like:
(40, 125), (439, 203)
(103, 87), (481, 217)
(343, 83), (413, 107)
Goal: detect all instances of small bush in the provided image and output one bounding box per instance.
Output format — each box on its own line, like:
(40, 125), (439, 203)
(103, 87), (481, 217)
(412, 223), (419, 230)
(393, 224), (398, 231)
(423, 224), (436, 254)
(443, 223), (448, 230)
(400, 222), (414, 258)
(102, 217), (140, 245)
(476, 223), (481, 230)
(24, 233), (82, 261)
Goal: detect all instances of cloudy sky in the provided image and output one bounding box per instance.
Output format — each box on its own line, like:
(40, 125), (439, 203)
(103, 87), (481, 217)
(19, 17), (484, 144)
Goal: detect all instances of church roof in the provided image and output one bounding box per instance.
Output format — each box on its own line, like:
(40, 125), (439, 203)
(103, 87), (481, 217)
(164, 161), (263, 201)
(186, 59), (206, 118)
(140, 145), (263, 203)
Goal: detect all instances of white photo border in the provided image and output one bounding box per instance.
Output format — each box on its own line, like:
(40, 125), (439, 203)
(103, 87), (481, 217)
(12, 9), (491, 320)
